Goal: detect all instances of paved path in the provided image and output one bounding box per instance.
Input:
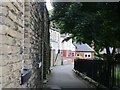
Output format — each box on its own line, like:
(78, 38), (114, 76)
(46, 64), (96, 89)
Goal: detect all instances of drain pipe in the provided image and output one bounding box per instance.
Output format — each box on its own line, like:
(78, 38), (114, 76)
(54, 49), (60, 65)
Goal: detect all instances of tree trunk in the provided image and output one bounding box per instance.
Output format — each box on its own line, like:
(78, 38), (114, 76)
(112, 46), (116, 60)
(106, 46), (111, 60)
(106, 47), (110, 55)
(106, 46), (116, 60)
(105, 46), (116, 88)
(111, 46), (116, 87)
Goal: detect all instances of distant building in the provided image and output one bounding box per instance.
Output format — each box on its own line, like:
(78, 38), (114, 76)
(116, 48), (120, 54)
(50, 25), (61, 66)
(60, 34), (76, 58)
(74, 43), (94, 59)
(50, 27), (61, 54)
(99, 48), (120, 54)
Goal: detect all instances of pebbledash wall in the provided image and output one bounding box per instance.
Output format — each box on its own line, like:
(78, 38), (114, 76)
(0, 1), (50, 89)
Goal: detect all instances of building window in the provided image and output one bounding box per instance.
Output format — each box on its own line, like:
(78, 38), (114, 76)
(84, 53), (91, 58)
(72, 53), (74, 56)
(85, 54), (87, 57)
(77, 54), (79, 56)
(68, 52), (75, 57)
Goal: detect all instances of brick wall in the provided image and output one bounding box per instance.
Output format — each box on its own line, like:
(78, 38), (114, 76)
(0, 1), (50, 89)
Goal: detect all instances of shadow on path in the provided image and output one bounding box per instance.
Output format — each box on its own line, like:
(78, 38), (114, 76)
(45, 64), (96, 89)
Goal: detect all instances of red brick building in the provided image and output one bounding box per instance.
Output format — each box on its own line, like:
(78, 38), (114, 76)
(74, 43), (94, 60)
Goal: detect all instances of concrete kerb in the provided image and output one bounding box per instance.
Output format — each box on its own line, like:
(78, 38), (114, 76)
(72, 68), (108, 89)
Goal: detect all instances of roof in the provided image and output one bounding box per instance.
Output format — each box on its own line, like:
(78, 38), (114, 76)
(74, 43), (94, 52)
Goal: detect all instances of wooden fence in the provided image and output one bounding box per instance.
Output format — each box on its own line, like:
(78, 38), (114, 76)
(74, 59), (120, 88)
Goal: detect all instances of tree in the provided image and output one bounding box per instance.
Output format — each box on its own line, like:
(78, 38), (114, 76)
(51, 2), (120, 60)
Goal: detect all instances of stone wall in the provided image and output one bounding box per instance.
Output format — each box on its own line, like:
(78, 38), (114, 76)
(0, 1), (50, 89)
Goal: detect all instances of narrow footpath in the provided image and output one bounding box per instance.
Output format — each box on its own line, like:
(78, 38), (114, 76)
(45, 64), (96, 89)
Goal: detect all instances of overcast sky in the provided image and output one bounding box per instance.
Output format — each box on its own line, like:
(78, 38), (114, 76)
(46, 0), (53, 10)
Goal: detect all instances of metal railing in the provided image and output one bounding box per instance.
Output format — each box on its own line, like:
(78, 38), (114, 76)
(74, 59), (120, 88)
